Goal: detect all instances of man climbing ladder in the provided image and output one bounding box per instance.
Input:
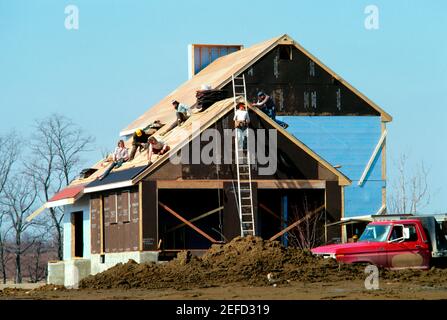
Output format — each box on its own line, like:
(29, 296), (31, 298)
(233, 102), (250, 150)
(232, 74), (256, 237)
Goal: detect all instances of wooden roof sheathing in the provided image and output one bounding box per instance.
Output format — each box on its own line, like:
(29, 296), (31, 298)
(120, 36), (281, 136)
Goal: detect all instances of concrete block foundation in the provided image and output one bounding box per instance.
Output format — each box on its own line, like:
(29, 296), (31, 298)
(47, 251), (160, 286)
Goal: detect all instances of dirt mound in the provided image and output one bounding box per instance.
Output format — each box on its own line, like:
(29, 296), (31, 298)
(80, 236), (364, 290)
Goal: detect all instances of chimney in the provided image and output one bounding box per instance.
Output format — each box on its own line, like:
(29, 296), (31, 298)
(188, 43), (243, 79)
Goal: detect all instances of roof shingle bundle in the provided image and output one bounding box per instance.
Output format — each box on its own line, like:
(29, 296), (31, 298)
(195, 89), (228, 111)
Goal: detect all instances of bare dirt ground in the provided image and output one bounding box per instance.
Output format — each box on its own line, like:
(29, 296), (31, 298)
(1, 281), (447, 300)
(2, 236), (447, 300)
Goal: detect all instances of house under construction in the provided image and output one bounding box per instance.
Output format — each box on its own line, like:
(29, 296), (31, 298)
(29, 34), (392, 286)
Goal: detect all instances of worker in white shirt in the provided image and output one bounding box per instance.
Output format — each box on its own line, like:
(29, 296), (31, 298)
(99, 140), (129, 180)
(233, 102), (250, 150)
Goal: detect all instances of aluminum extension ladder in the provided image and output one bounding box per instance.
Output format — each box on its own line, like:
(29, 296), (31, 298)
(231, 74), (255, 237)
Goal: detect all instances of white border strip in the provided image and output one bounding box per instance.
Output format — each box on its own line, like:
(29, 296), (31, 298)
(46, 198), (75, 208)
(358, 129), (387, 186)
(341, 214), (373, 221)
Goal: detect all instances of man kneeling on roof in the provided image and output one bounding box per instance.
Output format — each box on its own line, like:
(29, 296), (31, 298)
(129, 129), (150, 161)
(252, 91), (288, 129)
(172, 100), (190, 126)
(129, 120), (164, 161)
(99, 140), (129, 180)
(147, 136), (170, 165)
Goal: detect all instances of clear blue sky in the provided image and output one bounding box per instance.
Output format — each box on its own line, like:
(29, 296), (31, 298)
(1, 0), (446, 213)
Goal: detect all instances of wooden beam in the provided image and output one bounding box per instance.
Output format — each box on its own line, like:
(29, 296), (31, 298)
(71, 213), (75, 258)
(156, 179), (324, 189)
(99, 195), (104, 254)
(26, 204), (47, 222)
(258, 203), (280, 220)
(158, 201), (219, 243)
(138, 182), (143, 251)
(269, 205), (325, 241)
(358, 129), (387, 186)
(157, 180), (223, 189)
(257, 180), (325, 189)
(167, 206), (224, 233)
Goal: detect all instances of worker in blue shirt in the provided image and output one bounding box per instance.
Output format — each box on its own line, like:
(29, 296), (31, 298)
(252, 91), (288, 129)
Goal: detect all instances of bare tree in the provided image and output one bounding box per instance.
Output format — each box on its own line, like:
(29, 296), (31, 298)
(0, 211), (11, 284)
(388, 154), (430, 214)
(287, 198), (325, 250)
(0, 133), (19, 193)
(0, 133), (19, 283)
(26, 233), (50, 283)
(0, 174), (38, 283)
(25, 114), (94, 260)
(49, 114), (95, 186)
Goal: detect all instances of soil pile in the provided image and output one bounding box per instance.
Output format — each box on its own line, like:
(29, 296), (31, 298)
(79, 236), (364, 290)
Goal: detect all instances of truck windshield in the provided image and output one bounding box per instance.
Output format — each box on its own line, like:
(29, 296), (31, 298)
(359, 225), (391, 242)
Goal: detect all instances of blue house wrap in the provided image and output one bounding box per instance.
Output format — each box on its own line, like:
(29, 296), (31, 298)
(278, 115), (385, 218)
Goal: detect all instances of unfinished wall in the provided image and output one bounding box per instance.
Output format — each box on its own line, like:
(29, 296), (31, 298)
(90, 187), (139, 255)
(224, 44), (380, 116)
(146, 110), (339, 182)
(141, 181), (158, 251)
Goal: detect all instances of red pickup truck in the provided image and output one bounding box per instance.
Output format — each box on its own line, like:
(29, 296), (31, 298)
(312, 216), (447, 269)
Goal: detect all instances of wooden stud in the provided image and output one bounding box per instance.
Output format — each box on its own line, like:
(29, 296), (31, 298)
(138, 182), (143, 251)
(341, 186), (347, 243)
(71, 213), (75, 258)
(99, 195), (104, 254)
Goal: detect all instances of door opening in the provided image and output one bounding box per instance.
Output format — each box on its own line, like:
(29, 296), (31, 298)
(72, 211), (84, 258)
